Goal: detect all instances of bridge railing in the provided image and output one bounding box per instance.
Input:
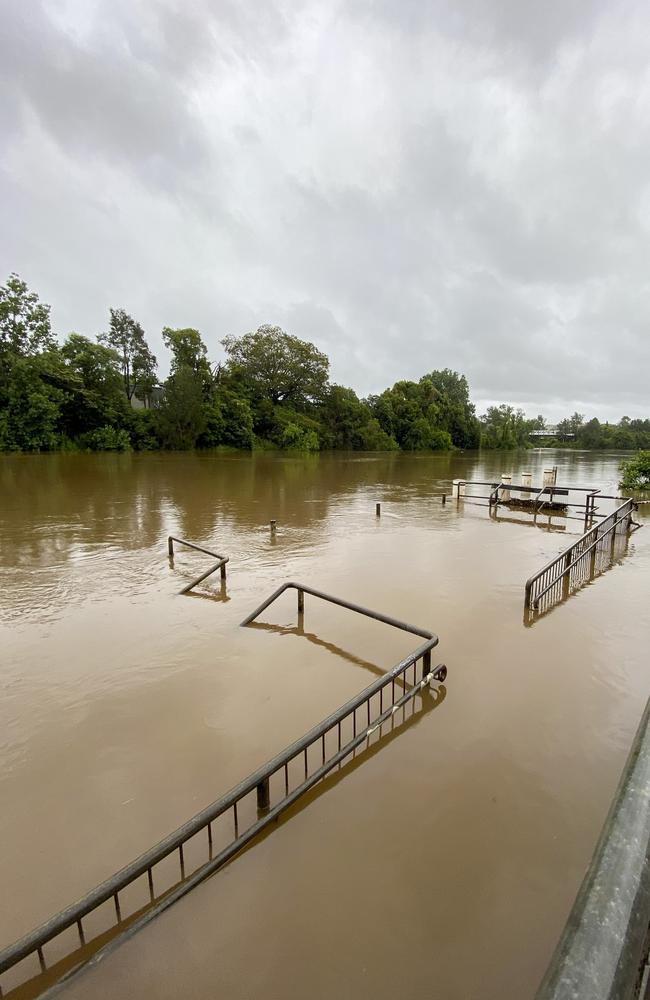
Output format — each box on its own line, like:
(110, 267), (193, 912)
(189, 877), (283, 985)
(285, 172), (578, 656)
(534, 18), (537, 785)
(0, 584), (445, 999)
(536, 697), (650, 1000)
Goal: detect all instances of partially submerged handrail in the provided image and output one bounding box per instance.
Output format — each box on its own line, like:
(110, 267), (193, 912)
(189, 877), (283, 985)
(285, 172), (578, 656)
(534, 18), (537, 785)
(524, 498), (635, 619)
(240, 580), (435, 639)
(536, 696), (650, 1000)
(167, 536), (228, 595)
(0, 584), (446, 998)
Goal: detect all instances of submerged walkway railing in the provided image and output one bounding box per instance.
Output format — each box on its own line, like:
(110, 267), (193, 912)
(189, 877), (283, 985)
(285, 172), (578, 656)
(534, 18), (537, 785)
(536, 696), (650, 1000)
(167, 536), (228, 595)
(0, 585), (446, 999)
(524, 498), (635, 622)
(450, 476), (638, 622)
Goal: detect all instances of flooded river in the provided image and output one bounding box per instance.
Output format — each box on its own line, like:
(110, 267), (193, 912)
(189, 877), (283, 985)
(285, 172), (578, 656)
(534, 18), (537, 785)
(1, 450), (648, 999)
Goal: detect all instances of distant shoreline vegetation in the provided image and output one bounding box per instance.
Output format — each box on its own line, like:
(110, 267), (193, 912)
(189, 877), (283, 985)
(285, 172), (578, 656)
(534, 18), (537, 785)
(1, 273), (649, 455)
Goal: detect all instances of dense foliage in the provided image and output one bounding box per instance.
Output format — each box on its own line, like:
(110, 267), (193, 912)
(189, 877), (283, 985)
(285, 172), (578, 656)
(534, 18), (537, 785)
(554, 414), (650, 451)
(620, 451), (650, 490)
(1, 275), (647, 454)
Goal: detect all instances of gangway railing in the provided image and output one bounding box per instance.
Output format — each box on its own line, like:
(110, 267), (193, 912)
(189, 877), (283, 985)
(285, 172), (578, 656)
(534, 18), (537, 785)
(0, 585), (446, 999)
(167, 536), (228, 595)
(524, 498), (636, 621)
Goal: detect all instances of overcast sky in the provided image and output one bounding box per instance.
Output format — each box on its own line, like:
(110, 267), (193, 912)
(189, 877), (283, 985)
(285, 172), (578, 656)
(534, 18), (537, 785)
(2, 0), (650, 422)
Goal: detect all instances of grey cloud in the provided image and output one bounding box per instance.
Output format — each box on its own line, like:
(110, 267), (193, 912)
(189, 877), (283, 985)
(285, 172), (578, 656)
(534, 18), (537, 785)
(2, 0), (650, 421)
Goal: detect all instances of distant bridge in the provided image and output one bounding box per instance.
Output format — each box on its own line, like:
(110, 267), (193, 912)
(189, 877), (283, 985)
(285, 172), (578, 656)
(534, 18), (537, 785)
(529, 426), (574, 438)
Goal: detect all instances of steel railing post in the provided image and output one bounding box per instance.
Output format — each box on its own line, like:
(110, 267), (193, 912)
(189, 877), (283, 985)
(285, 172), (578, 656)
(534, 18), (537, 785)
(609, 511), (619, 560)
(256, 778), (270, 813)
(561, 549), (572, 601)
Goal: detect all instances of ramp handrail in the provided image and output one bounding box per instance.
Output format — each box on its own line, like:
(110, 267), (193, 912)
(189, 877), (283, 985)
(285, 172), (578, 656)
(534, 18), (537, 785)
(167, 536), (228, 595)
(0, 584), (445, 998)
(524, 498), (635, 618)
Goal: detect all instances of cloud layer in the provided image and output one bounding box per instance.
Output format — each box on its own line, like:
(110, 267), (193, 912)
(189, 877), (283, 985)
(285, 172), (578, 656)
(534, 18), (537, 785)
(3, 0), (650, 421)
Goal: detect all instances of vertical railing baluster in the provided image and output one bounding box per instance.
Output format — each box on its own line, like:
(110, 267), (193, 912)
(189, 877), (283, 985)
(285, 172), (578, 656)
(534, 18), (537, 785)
(207, 822), (213, 858)
(114, 892), (122, 922)
(284, 762), (289, 796)
(77, 917), (85, 945)
(179, 844), (185, 880)
(37, 947), (46, 973)
(233, 801), (239, 837)
(148, 867), (154, 902)
(304, 747), (308, 780)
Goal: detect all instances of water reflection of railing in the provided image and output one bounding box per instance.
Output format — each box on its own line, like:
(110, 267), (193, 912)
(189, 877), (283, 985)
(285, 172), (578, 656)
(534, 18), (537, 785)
(0, 585), (446, 999)
(167, 536), (228, 595)
(524, 499), (636, 624)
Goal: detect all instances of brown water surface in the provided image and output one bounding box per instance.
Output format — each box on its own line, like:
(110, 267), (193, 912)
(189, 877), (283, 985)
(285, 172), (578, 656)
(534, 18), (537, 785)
(1, 450), (648, 999)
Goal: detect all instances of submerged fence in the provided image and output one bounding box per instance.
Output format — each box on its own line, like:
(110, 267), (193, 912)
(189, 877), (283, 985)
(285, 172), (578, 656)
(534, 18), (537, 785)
(0, 584), (446, 999)
(524, 498), (635, 620)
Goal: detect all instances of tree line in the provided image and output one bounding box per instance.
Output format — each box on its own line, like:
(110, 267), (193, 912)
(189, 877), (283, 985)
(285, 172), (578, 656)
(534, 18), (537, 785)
(1, 274), (647, 454)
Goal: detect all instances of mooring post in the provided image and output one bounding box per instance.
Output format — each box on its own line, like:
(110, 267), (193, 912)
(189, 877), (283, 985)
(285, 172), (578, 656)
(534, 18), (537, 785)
(376, 502), (381, 516)
(270, 519), (277, 536)
(256, 777), (270, 813)
(441, 493), (446, 505)
(168, 536), (174, 558)
(499, 475), (511, 503)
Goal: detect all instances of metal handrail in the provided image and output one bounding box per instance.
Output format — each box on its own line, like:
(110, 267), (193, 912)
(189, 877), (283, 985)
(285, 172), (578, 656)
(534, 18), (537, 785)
(536, 696), (650, 999)
(0, 585), (446, 997)
(240, 580), (435, 637)
(167, 536), (228, 595)
(524, 499), (635, 617)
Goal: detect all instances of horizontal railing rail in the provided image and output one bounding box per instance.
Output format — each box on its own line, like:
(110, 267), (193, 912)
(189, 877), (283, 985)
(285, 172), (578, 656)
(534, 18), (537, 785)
(536, 696), (650, 1000)
(167, 536), (228, 595)
(0, 584), (446, 999)
(524, 498), (635, 620)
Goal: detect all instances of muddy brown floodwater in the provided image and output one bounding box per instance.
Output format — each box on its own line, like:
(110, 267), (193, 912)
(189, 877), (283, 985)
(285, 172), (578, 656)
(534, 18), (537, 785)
(1, 450), (649, 1000)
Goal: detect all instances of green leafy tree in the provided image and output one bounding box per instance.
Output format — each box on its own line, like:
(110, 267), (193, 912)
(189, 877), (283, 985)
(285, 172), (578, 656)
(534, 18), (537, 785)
(58, 334), (129, 436)
(480, 405), (532, 449)
(424, 369), (481, 447)
(0, 355), (63, 451)
(620, 451), (650, 490)
(321, 385), (397, 450)
(0, 273), (54, 357)
(162, 327), (213, 390)
(222, 326), (329, 407)
(99, 308), (157, 404)
(368, 379), (452, 451)
(156, 366), (206, 449)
